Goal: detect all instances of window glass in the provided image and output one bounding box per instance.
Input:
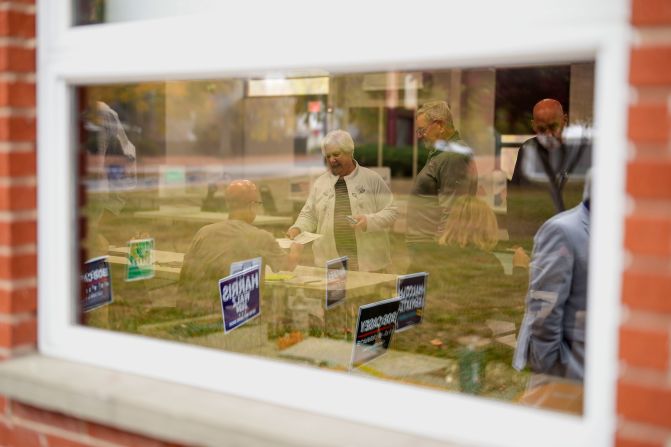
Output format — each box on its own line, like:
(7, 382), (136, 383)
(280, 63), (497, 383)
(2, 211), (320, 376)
(77, 63), (593, 414)
(73, 0), (217, 26)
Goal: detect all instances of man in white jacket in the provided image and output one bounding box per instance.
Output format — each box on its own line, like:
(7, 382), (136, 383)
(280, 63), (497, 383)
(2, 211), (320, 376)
(287, 130), (398, 272)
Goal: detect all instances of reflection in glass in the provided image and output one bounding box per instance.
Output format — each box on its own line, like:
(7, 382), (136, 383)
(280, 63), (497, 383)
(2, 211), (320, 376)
(77, 63), (593, 414)
(74, 0), (220, 26)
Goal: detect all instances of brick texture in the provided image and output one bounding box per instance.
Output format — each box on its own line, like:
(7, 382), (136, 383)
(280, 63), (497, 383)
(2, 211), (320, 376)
(0, 82), (35, 108)
(0, 151), (36, 177)
(615, 436), (665, 447)
(0, 253), (36, 280)
(0, 116), (36, 142)
(0, 10), (35, 39)
(620, 1), (671, 446)
(12, 402), (86, 434)
(630, 47), (671, 86)
(0, 287), (36, 314)
(0, 398), (189, 447)
(7, 424), (41, 447)
(87, 422), (182, 447)
(0, 317), (37, 349)
(627, 104), (669, 144)
(0, 220), (36, 246)
(0, 185), (36, 211)
(618, 381), (671, 428)
(619, 326), (670, 370)
(624, 215), (671, 257)
(632, 0), (671, 26)
(0, 46), (35, 73)
(622, 270), (671, 314)
(44, 435), (91, 447)
(626, 161), (671, 199)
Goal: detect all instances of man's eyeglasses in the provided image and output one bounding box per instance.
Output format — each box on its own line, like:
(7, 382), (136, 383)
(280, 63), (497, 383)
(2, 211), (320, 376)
(415, 120), (438, 137)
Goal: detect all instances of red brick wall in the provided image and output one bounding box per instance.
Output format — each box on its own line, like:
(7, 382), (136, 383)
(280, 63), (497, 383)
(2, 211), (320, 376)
(0, 0), (37, 361)
(616, 0), (671, 446)
(0, 399), (186, 447)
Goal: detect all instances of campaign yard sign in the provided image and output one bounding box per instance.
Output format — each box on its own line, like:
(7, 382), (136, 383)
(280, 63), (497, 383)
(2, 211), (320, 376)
(230, 257), (262, 275)
(219, 264), (261, 333)
(81, 256), (113, 312)
(126, 238), (154, 281)
(396, 272), (428, 331)
(350, 297), (401, 369)
(325, 256), (348, 309)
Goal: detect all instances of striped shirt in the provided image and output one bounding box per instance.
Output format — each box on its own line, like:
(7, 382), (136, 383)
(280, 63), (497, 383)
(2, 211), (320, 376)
(333, 177), (358, 270)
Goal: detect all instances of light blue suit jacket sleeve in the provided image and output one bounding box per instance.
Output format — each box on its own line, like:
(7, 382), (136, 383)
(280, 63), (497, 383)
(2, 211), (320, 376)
(513, 204), (589, 380)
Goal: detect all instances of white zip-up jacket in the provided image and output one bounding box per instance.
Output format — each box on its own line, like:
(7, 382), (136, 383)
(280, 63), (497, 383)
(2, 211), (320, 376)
(291, 163), (398, 272)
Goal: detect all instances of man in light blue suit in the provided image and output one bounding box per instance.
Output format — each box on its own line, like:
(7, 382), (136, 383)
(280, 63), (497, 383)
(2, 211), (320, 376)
(513, 172), (591, 381)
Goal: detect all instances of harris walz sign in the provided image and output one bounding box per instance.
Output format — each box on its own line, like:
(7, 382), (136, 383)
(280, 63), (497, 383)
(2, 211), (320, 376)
(219, 264), (261, 333)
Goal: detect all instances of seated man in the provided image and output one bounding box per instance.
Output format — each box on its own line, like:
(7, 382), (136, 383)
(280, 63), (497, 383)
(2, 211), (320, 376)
(180, 180), (302, 313)
(286, 130), (397, 272)
(513, 173), (590, 381)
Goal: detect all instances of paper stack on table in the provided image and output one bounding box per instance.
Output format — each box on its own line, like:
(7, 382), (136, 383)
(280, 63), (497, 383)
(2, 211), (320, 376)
(276, 232), (322, 249)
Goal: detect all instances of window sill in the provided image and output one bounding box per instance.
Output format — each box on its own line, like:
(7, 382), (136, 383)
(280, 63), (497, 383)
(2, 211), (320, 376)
(0, 354), (457, 447)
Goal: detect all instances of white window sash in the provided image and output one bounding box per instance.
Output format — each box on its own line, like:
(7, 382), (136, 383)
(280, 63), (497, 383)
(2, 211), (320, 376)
(37, 1), (630, 445)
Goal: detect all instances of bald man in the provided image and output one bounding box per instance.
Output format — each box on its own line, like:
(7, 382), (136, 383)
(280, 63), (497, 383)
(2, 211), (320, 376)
(180, 180), (302, 311)
(503, 99), (591, 247)
(510, 99), (586, 213)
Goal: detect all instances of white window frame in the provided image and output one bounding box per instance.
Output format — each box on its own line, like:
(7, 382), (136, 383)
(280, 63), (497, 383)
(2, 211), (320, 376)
(37, 1), (631, 446)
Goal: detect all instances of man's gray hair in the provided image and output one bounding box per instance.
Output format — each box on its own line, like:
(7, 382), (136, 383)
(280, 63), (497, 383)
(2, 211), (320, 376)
(321, 130), (355, 155)
(417, 100), (455, 129)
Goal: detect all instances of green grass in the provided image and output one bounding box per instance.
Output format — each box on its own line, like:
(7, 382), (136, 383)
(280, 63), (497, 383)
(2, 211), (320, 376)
(81, 179), (585, 405)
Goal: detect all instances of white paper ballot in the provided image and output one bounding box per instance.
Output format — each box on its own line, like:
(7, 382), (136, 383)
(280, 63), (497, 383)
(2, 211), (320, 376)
(276, 232), (323, 249)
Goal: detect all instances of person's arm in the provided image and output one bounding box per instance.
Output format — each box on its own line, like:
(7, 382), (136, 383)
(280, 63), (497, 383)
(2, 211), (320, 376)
(525, 221), (575, 375)
(288, 186), (319, 236)
(353, 176), (398, 232)
(261, 232), (303, 272)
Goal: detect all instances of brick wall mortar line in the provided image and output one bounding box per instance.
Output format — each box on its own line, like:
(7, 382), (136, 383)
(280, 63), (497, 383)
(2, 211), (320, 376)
(630, 85), (671, 103)
(0, 245), (37, 257)
(0, 312), (35, 324)
(617, 419), (671, 444)
(0, 210), (37, 221)
(623, 308), (671, 328)
(0, 4), (36, 14)
(618, 368), (671, 390)
(619, 362), (671, 385)
(0, 177), (36, 186)
(0, 37), (36, 48)
(0, 244), (36, 256)
(626, 253), (671, 271)
(628, 199), (671, 217)
(0, 277), (37, 290)
(0, 142), (34, 153)
(0, 73), (35, 83)
(0, 108), (36, 118)
(634, 27), (671, 46)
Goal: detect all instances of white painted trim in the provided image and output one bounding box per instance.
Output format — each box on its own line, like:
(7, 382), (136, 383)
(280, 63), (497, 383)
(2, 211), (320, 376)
(37, 1), (631, 446)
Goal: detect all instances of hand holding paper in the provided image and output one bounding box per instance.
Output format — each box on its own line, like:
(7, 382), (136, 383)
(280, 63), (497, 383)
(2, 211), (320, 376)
(277, 232), (322, 249)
